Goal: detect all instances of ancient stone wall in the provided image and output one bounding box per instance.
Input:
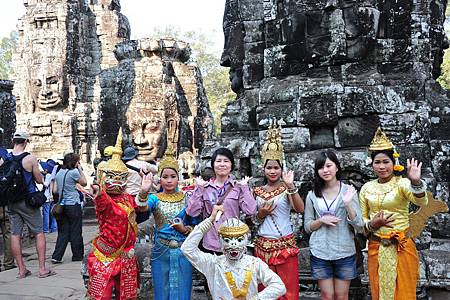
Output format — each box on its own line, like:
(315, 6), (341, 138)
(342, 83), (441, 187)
(12, 0), (213, 163)
(210, 0), (450, 296)
(0, 80), (16, 148)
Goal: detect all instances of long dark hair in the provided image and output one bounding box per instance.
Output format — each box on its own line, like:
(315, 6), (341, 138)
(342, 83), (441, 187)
(211, 147), (235, 170)
(313, 149), (342, 197)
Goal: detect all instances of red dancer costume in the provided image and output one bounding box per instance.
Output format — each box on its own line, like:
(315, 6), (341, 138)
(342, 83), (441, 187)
(252, 122), (304, 300)
(87, 130), (139, 300)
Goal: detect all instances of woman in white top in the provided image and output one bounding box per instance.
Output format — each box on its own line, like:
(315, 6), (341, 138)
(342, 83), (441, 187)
(252, 123), (304, 300)
(304, 150), (363, 300)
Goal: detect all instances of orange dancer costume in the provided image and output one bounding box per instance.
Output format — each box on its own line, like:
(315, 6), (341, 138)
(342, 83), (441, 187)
(87, 130), (139, 300)
(360, 128), (448, 300)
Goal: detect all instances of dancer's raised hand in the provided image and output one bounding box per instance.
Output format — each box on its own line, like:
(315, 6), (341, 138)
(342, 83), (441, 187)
(282, 170), (295, 189)
(407, 158), (422, 185)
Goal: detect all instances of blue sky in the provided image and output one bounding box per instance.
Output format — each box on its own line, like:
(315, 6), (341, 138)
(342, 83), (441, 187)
(1, 0), (225, 51)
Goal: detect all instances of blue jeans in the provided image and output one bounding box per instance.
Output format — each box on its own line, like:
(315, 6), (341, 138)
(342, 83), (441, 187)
(42, 202), (57, 233)
(310, 253), (357, 280)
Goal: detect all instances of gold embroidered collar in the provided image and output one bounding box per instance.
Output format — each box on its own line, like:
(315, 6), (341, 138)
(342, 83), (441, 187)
(254, 185), (286, 201)
(225, 269), (253, 298)
(156, 192), (184, 203)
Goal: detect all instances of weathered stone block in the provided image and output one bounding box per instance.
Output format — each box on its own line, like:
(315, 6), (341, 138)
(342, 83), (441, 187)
(298, 94), (338, 126)
(258, 102), (298, 128)
(335, 115), (380, 148)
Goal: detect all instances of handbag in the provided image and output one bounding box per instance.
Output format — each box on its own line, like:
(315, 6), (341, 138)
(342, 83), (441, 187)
(26, 190), (47, 208)
(51, 170), (68, 220)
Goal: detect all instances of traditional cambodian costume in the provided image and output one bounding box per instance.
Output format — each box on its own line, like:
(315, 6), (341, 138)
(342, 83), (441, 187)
(360, 127), (429, 300)
(147, 191), (199, 300)
(360, 176), (427, 300)
(87, 129), (139, 300)
(87, 192), (139, 300)
(181, 218), (287, 299)
(253, 185), (299, 300)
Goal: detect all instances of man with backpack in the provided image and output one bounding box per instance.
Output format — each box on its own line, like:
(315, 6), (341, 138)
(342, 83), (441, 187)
(0, 148), (16, 271)
(7, 130), (54, 278)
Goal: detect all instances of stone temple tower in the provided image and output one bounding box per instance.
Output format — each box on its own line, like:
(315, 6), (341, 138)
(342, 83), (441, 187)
(209, 0), (450, 295)
(12, 0), (213, 163)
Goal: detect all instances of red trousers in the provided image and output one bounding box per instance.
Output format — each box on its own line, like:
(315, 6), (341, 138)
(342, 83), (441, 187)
(258, 255), (299, 300)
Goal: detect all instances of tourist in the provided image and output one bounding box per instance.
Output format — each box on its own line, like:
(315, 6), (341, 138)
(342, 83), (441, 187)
(51, 152), (87, 263)
(360, 128), (428, 300)
(304, 149), (363, 300)
(122, 146), (157, 223)
(135, 144), (199, 300)
(252, 123), (304, 300)
(86, 131), (139, 300)
(0, 147), (16, 272)
(186, 147), (257, 254)
(40, 160), (58, 233)
(181, 205), (287, 299)
(8, 130), (55, 278)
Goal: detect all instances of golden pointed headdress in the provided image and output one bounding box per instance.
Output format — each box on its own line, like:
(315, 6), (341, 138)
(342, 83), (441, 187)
(218, 218), (250, 238)
(369, 127), (404, 171)
(101, 128), (128, 174)
(158, 143), (179, 175)
(262, 121), (284, 165)
(369, 127), (394, 151)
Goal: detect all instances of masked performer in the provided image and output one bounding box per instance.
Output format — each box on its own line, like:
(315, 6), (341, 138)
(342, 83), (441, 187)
(181, 205), (287, 299)
(359, 128), (429, 300)
(252, 123), (304, 300)
(135, 144), (199, 300)
(87, 130), (139, 300)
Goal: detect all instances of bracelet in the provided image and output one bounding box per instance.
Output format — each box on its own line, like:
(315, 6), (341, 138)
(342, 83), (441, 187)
(286, 188), (298, 195)
(365, 221), (375, 233)
(138, 191), (149, 200)
(183, 226), (193, 235)
(134, 195), (148, 207)
(251, 213), (265, 226)
(409, 179), (426, 194)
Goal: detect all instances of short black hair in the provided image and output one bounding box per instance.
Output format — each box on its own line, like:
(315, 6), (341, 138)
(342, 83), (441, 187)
(313, 149), (342, 197)
(13, 138), (27, 145)
(211, 147), (235, 170)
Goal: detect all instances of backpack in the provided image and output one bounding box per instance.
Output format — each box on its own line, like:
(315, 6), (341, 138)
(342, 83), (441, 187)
(0, 152), (30, 206)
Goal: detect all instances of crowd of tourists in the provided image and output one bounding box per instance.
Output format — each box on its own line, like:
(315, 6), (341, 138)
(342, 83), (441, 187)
(0, 124), (435, 300)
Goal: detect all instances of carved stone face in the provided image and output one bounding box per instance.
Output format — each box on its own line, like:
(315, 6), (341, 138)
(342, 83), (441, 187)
(131, 117), (163, 162)
(34, 75), (63, 110)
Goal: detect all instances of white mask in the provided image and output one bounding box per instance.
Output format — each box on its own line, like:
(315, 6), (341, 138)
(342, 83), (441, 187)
(218, 218), (250, 262)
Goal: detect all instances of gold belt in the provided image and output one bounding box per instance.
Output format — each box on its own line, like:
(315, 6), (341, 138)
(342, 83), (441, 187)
(256, 234), (297, 251)
(159, 238), (182, 248)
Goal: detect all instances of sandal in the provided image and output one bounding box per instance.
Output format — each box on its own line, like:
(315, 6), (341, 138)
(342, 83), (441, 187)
(38, 270), (56, 278)
(16, 269), (32, 279)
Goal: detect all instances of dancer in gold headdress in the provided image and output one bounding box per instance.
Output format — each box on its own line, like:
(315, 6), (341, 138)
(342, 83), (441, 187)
(252, 121), (304, 300)
(360, 127), (428, 300)
(181, 205), (287, 299)
(135, 143), (200, 300)
(87, 129), (139, 300)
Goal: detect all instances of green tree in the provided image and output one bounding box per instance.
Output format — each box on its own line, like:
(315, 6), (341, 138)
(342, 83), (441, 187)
(437, 4), (450, 89)
(0, 31), (18, 79)
(149, 26), (235, 133)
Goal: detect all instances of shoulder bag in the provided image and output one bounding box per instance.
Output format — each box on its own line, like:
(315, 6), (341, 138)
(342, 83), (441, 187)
(51, 170), (68, 220)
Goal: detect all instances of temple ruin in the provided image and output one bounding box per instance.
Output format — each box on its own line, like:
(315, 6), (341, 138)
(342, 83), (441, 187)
(11, 0), (213, 162)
